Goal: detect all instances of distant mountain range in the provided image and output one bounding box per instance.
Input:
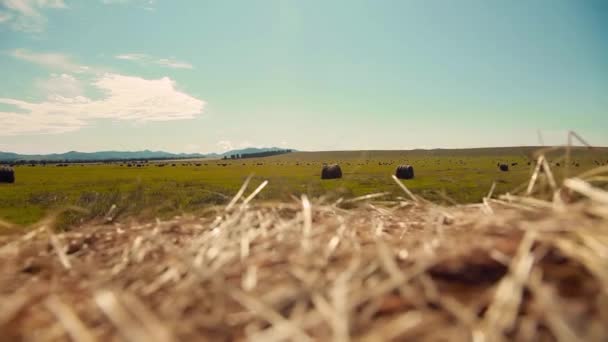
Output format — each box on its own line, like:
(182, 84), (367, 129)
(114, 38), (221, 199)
(0, 147), (291, 162)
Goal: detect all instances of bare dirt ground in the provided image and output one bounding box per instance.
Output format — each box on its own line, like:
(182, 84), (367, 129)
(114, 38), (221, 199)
(1, 171), (607, 341)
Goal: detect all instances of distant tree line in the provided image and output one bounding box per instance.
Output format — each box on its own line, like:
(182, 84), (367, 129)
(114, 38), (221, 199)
(223, 149), (293, 160)
(0, 156), (206, 166)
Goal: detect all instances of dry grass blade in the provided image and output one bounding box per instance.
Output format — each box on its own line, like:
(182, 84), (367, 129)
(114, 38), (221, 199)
(564, 178), (608, 205)
(226, 173), (253, 211)
(391, 175), (418, 202)
(477, 230), (536, 342)
(230, 288), (314, 342)
(47, 229), (72, 270)
(358, 311), (423, 341)
(44, 295), (96, 342)
(527, 155), (545, 195)
(241, 180), (269, 208)
(94, 290), (173, 342)
(343, 192), (390, 203)
(540, 157), (558, 191)
(301, 194), (312, 251)
(486, 181), (496, 199)
(576, 165), (608, 181)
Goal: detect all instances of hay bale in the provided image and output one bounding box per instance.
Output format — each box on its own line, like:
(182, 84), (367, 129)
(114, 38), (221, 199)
(0, 166), (15, 183)
(395, 165), (415, 180)
(499, 164), (509, 172)
(321, 164), (342, 179)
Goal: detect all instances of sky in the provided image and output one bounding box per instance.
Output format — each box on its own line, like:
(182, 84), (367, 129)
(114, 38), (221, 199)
(0, 0), (607, 154)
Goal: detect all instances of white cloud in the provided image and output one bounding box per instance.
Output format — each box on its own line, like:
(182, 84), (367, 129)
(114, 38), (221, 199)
(116, 53), (193, 69)
(0, 0), (154, 32)
(0, 73), (206, 136)
(156, 58), (193, 69)
(115, 53), (146, 61)
(0, 11), (12, 22)
(101, 0), (155, 10)
(216, 140), (234, 151)
(216, 140), (262, 152)
(10, 49), (91, 73)
(0, 0), (66, 32)
(35, 73), (85, 98)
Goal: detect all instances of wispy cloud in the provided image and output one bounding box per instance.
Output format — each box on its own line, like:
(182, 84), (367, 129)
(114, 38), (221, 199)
(116, 53), (193, 69)
(0, 0), (156, 32)
(216, 140), (259, 152)
(0, 0), (67, 32)
(1, 49), (205, 136)
(216, 140), (234, 152)
(115, 53), (145, 61)
(35, 73), (85, 98)
(0, 11), (12, 22)
(10, 49), (91, 73)
(101, 0), (155, 11)
(156, 58), (193, 69)
(0, 73), (205, 135)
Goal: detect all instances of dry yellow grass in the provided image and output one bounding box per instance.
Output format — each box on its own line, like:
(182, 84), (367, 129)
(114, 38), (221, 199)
(1, 152), (607, 341)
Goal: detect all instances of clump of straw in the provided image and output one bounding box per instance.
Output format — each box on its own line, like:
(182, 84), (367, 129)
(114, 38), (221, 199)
(1, 148), (607, 341)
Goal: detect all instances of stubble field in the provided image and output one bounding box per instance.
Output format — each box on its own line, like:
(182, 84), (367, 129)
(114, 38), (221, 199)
(1, 147), (606, 228)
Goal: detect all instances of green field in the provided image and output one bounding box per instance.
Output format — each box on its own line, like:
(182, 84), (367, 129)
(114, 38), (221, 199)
(1, 147), (606, 228)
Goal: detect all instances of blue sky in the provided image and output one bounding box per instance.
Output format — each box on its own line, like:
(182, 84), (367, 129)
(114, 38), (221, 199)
(0, 0), (607, 154)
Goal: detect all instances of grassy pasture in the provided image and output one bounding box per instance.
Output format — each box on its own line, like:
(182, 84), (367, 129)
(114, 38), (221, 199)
(1, 147), (606, 227)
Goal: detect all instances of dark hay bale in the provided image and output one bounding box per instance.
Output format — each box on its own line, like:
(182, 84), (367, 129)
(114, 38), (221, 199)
(395, 165), (414, 180)
(511, 162), (518, 166)
(0, 166), (15, 184)
(321, 164), (342, 179)
(499, 164), (509, 172)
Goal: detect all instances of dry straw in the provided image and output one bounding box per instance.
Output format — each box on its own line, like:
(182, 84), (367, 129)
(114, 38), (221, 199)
(1, 147), (607, 341)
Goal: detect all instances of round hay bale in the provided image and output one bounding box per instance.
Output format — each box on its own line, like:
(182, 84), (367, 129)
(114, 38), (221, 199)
(321, 164), (342, 179)
(395, 165), (414, 180)
(0, 166), (15, 184)
(499, 164), (509, 172)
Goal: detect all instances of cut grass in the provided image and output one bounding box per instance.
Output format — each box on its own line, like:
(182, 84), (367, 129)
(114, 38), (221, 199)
(0, 147), (606, 228)
(1, 148), (607, 340)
